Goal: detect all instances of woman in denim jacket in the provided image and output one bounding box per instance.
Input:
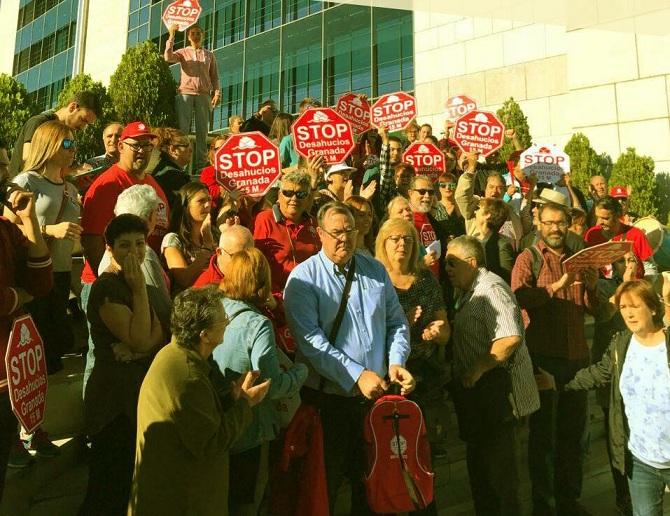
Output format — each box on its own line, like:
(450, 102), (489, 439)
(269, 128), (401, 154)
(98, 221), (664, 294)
(212, 247), (308, 516)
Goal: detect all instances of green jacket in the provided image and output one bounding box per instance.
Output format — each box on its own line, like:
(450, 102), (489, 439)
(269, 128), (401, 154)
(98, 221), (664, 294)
(565, 329), (670, 475)
(128, 341), (252, 515)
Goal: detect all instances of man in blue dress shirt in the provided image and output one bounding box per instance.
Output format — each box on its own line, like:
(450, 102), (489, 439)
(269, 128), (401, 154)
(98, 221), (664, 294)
(285, 201), (414, 514)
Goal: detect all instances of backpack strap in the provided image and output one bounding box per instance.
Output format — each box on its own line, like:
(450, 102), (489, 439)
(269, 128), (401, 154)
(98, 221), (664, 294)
(390, 405), (427, 510)
(527, 245), (544, 287)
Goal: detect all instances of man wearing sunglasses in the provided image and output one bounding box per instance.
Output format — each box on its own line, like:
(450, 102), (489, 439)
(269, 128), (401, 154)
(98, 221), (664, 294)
(253, 172), (321, 294)
(9, 90), (101, 177)
(408, 175), (443, 277)
(79, 122), (170, 316)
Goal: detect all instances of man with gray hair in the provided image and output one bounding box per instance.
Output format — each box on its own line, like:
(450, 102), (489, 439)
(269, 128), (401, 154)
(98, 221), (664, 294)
(445, 235), (539, 516)
(193, 224), (254, 288)
(284, 201), (414, 514)
(253, 171), (320, 293)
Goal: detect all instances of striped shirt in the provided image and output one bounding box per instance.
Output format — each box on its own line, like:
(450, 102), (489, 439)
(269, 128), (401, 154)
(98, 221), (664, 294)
(453, 268), (540, 418)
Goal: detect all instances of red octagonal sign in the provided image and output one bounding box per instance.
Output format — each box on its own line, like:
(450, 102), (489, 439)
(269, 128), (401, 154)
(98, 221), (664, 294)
(453, 109), (505, 157)
(403, 142), (446, 183)
(292, 107), (355, 165)
(215, 132), (281, 197)
(370, 91), (417, 132)
(162, 0), (202, 32)
(444, 95), (477, 122)
(335, 93), (371, 136)
(5, 315), (48, 434)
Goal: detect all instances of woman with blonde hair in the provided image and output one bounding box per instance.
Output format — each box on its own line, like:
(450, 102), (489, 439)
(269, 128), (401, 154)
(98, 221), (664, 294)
(213, 247), (308, 515)
(3, 119), (81, 464)
(375, 217), (450, 463)
(268, 113), (293, 146)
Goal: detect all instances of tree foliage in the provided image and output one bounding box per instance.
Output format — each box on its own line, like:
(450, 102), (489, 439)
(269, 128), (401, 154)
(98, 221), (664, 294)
(58, 74), (112, 163)
(654, 172), (670, 225)
(495, 97), (532, 163)
(0, 74), (35, 149)
(108, 41), (177, 127)
(609, 147), (657, 217)
(563, 133), (607, 193)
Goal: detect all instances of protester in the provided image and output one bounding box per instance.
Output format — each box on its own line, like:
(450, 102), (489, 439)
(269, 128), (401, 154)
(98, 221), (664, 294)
(586, 175), (608, 225)
(284, 201), (414, 514)
(419, 123), (432, 140)
(98, 185), (172, 335)
(445, 235), (539, 516)
(213, 248), (308, 515)
(318, 164), (357, 205)
(344, 195), (376, 255)
(151, 127), (192, 209)
(375, 218), (450, 460)
(198, 135), (227, 216)
(80, 214), (164, 515)
(85, 122), (123, 170)
(241, 99), (277, 136)
(455, 153), (525, 248)
(229, 115), (244, 134)
(193, 224), (254, 288)
(0, 187), (53, 498)
(404, 121), (420, 147)
(129, 286), (270, 516)
(610, 185), (632, 222)
(9, 90), (100, 176)
(387, 195), (414, 223)
(585, 196), (657, 279)
(165, 24), (220, 169)
(565, 279), (670, 516)
(352, 129), (381, 186)
(431, 172), (465, 242)
(162, 181), (214, 292)
(407, 175), (442, 275)
(268, 112), (293, 146)
(253, 172), (320, 293)
(474, 197), (515, 284)
(511, 201), (599, 516)
(5, 121), (81, 374)
(370, 125), (404, 217)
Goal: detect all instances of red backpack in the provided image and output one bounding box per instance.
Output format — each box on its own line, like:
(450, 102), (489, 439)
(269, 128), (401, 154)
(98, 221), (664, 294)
(363, 394), (434, 513)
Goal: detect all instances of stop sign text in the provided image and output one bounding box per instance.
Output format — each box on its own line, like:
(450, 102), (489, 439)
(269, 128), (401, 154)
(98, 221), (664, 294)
(453, 110), (505, 157)
(292, 107), (355, 165)
(370, 92), (417, 132)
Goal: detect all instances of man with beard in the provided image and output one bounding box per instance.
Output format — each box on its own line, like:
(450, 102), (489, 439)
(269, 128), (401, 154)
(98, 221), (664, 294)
(455, 154), (525, 249)
(584, 195), (656, 280)
(511, 202), (599, 516)
(408, 175), (442, 277)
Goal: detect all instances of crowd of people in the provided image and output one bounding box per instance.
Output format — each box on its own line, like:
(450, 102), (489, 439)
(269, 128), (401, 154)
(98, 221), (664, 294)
(0, 25), (669, 516)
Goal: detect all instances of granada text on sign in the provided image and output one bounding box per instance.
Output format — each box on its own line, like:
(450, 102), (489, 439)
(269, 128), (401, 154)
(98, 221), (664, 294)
(335, 93), (372, 135)
(162, 0), (202, 32)
(370, 92), (417, 132)
(215, 132), (281, 197)
(520, 144), (570, 185)
(453, 109), (505, 157)
(6, 315), (48, 434)
(292, 107), (356, 165)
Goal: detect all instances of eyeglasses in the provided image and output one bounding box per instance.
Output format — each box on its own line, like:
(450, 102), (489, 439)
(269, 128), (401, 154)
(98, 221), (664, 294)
(412, 188), (434, 196)
(387, 235), (413, 245)
(62, 138), (77, 150)
(123, 141), (154, 153)
(281, 189), (309, 200)
(446, 256), (474, 268)
(321, 228), (359, 241)
(438, 182), (456, 189)
(539, 220), (569, 229)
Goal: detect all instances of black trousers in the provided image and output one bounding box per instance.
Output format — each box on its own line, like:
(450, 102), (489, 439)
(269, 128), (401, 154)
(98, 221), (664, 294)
(78, 414), (136, 516)
(0, 393), (16, 503)
(528, 356), (589, 516)
(26, 271), (74, 373)
(464, 420), (522, 516)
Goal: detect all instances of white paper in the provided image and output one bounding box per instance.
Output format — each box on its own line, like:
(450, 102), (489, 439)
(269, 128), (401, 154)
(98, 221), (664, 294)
(426, 239), (441, 257)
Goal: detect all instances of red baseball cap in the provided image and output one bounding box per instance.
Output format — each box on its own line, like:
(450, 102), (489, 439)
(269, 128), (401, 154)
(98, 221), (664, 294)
(120, 121), (157, 141)
(610, 185), (628, 199)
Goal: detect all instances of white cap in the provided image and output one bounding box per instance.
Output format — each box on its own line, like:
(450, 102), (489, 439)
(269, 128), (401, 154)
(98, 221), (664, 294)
(325, 163), (357, 180)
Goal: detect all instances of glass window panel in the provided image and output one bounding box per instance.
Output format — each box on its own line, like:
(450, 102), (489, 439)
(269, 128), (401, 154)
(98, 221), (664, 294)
(139, 6), (150, 24)
(26, 68), (39, 91)
(38, 59), (53, 88)
(324, 5), (371, 105)
(372, 7), (413, 97)
(283, 0), (323, 23)
(150, 5), (163, 38)
(243, 29), (280, 116)
(129, 11), (140, 30)
(43, 9), (57, 33)
(214, 0), (244, 48)
(127, 29), (138, 48)
(53, 50), (67, 78)
(281, 14), (321, 113)
(214, 43), (244, 127)
(66, 48), (74, 74)
(138, 23), (149, 42)
(130, 0), (141, 11)
(57, 1), (70, 25)
(248, 0), (281, 37)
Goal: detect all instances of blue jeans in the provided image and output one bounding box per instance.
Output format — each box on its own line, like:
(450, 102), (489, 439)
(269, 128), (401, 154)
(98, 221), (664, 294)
(80, 281), (95, 399)
(175, 93), (211, 169)
(629, 456), (670, 516)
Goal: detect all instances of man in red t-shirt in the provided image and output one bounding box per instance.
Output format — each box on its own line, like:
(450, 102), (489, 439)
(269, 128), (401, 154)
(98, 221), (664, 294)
(193, 225), (253, 288)
(408, 175), (441, 277)
(253, 172), (321, 294)
(80, 122), (170, 308)
(584, 196), (657, 279)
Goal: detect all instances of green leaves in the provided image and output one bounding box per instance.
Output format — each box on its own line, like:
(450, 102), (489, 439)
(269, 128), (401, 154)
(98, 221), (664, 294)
(564, 133), (607, 193)
(495, 97), (532, 163)
(610, 147), (657, 217)
(108, 41), (177, 128)
(0, 74), (35, 149)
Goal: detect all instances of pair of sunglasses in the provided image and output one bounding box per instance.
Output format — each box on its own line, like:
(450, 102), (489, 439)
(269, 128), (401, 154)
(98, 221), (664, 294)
(413, 188), (434, 196)
(62, 138), (77, 150)
(281, 189), (309, 200)
(438, 182), (456, 189)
